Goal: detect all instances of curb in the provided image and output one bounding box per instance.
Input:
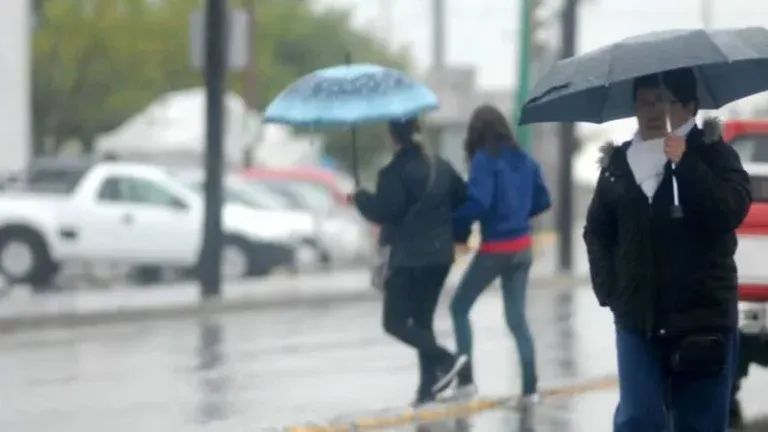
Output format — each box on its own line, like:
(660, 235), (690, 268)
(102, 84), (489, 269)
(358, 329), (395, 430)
(0, 274), (589, 332)
(280, 376), (618, 432)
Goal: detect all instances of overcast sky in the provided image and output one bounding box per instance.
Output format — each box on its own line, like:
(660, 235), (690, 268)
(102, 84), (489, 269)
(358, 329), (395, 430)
(318, 0), (768, 89)
(315, 0), (768, 138)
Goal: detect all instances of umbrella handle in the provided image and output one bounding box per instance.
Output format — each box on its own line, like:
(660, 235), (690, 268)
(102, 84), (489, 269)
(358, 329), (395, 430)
(671, 165), (683, 218)
(350, 127), (360, 187)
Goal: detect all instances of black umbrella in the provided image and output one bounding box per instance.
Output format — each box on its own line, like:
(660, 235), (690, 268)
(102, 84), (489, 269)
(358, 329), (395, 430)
(519, 26), (768, 125)
(520, 26), (768, 218)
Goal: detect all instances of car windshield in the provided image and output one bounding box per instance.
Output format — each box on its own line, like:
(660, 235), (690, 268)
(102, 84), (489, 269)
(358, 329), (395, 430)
(248, 179), (336, 213)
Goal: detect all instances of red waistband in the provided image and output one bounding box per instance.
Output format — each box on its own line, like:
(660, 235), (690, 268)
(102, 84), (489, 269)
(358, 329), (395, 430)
(478, 235), (533, 253)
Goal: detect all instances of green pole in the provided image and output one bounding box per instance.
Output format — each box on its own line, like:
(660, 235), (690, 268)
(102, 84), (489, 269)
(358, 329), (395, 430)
(514, 0), (532, 153)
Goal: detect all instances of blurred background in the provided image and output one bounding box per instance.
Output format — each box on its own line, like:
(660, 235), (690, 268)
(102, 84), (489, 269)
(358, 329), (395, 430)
(1, 0), (768, 431)
(1, 0), (767, 291)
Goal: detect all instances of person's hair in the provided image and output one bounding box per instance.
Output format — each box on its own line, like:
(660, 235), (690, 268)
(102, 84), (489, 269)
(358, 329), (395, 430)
(632, 70), (699, 114)
(464, 104), (517, 160)
(662, 67), (699, 115)
(632, 74), (661, 103)
(388, 117), (422, 148)
(388, 117), (435, 169)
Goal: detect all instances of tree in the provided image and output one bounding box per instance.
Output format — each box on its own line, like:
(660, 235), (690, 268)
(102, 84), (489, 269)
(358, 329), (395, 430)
(32, 0), (199, 154)
(32, 0), (411, 173)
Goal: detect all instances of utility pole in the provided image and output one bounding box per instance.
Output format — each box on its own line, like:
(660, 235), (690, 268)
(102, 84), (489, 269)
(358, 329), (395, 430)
(200, 0), (227, 298)
(242, 0), (257, 167)
(513, 0), (533, 153)
(431, 0), (445, 69)
(557, 0), (578, 273)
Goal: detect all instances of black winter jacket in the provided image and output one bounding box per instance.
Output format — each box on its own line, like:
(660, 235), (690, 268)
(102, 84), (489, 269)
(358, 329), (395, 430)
(355, 145), (466, 268)
(583, 119), (752, 337)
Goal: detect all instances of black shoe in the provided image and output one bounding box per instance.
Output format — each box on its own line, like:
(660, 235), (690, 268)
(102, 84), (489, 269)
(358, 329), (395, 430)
(432, 354), (468, 394)
(457, 361), (474, 386)
(455, 361), (477, 398)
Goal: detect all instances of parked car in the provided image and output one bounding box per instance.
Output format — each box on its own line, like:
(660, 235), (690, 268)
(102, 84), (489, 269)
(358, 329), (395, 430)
(175, 172), (330, 268)
(241, 167), (354, 207)
(0, 158), (300, 286)
(237, 170), (376, 265)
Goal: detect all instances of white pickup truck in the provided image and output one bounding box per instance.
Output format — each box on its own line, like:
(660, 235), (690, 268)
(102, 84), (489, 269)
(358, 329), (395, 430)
(0, 158), (313, 286)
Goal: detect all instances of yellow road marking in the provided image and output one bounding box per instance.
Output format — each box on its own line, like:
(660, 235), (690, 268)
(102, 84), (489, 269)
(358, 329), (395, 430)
(284, 376), (618, 432)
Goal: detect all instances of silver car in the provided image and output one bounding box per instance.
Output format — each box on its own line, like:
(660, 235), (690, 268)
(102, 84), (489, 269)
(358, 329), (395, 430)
(239, 176), (376, 267)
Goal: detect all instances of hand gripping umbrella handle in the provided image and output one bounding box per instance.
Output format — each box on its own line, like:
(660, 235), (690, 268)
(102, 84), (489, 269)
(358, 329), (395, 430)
(671, 164), (683, 218)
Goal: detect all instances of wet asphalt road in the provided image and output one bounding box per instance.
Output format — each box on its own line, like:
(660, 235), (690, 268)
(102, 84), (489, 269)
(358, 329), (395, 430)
(1, 284), (767, 431)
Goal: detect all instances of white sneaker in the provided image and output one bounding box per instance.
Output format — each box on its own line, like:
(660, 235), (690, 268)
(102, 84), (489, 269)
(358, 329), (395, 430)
(517, 393), (540, 411)
(432, 354), (469, 394)
(454, 383), (478, 399)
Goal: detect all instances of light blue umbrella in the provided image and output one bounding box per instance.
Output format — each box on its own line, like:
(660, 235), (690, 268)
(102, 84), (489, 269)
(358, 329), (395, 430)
(264, 63), (438, 126)
(263, 62), (438, 184)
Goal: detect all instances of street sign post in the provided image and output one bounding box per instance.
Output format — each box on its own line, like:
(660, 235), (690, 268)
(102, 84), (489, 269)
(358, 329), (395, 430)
(189, 9), (250, 71)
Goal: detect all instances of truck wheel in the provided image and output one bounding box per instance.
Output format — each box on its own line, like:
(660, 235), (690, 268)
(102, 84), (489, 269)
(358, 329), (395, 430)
(0, 227), (59, 286)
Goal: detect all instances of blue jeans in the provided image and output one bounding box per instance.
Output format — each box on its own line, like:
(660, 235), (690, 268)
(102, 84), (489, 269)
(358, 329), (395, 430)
(614, 328), (739, 432)
(449, 249), (537, 395)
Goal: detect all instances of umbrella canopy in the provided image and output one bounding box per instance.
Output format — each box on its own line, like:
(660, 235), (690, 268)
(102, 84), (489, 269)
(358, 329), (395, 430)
(519, 26), (768, 125)
(263, 63), (438, 126)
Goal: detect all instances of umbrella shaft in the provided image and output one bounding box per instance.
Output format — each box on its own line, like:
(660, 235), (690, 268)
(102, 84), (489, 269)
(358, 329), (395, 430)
(672, 165), (680, 206)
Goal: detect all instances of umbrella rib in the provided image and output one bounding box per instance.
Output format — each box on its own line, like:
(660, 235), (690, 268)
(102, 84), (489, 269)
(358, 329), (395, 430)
(696, 66), (720, 108)
(701, 30), (732, 65)
(598, 46), (616, 124)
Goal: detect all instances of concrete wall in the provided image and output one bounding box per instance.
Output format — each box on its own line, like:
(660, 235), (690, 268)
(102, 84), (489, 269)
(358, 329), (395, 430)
(0, 0), (31, 173)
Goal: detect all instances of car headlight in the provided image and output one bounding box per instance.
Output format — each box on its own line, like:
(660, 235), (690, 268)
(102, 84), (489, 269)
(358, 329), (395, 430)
(739, 302), (767, 334)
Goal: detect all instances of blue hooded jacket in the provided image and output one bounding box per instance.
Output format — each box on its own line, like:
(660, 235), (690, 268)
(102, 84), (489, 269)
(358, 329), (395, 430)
(453, 146), (551, 243)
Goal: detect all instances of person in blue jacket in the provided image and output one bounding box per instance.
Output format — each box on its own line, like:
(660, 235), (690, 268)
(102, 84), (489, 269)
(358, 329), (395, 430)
(450, 104), (551, 406)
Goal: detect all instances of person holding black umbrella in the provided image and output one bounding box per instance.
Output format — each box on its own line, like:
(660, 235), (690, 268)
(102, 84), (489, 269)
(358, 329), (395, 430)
(350, 117), (468, 406)
(583, 68), (752, 430)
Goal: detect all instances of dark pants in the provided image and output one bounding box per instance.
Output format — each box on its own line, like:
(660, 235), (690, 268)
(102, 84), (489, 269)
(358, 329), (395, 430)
(384, 264), (453, 398)
(614, 328), (739, 431)
(450, 249), (537, 394)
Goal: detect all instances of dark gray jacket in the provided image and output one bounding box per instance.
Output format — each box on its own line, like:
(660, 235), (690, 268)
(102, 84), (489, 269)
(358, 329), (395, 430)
(355, 145), (466, 268)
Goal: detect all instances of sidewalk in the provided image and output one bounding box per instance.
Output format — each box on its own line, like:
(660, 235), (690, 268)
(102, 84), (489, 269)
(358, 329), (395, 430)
(0, 243), (590, 330)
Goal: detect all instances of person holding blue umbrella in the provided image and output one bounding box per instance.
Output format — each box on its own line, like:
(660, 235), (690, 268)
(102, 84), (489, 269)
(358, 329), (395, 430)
(350, 117), (469, 406)
(264, 63), (467, 405)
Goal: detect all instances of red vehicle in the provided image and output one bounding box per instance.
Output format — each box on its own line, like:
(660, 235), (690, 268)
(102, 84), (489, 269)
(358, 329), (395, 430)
(728, 119), (768, 425)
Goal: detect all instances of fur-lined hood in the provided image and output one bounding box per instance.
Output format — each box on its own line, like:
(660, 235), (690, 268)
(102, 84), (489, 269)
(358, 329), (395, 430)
(596, 116), (722, 169)
(701, 117), (722, 144)
(597, 141), (618, 169)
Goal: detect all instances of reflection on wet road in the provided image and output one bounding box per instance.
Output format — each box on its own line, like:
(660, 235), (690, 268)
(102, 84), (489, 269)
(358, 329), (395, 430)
(0, 285), (766, 431)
